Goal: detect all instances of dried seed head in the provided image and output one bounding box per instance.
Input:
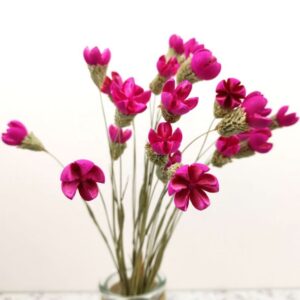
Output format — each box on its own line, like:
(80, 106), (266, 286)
(19, 132), (45, 151)
(211, 151), (231, 167)
(114, 110), (135, 128)
(234, 143), (255, 159)
(88, 65), (107, 88)
(213, 101), (232, 118)
(150, 75), (167, 95)
(176, 58), (199, 84)
(216, 108), (249, 136)
(145, 143), (168, 166)
(161, 106), (181, 123)
(110, 143), (127, 160)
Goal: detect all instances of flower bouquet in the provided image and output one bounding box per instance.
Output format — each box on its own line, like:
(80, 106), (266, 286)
(2, 34), (298, 299)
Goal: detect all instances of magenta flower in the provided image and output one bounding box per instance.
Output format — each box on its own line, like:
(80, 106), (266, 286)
(216, 78), (246, 109)
(111, 78), (151, 115)
(101, 72), (123, 95)
(191, 49), (221, 80)
(168, 163), (219, 211)
(2, 120), (28, 146)
(109, 125), (132, 144)
(83, 47), (111, 66)
(275, 106), (299, 127)
(60, 159), (105, 201)
(169, 34), (184, 55)
(161, 79), (198, 116)
(166, 150), (182, 168)
(216, 136), (240, 157)
(148, 122), (182, 155)
(184, 38), (204, 58)
(242, 92), (272, 128)
(157, 56), (180, 78)
(238, 128), (273, 153)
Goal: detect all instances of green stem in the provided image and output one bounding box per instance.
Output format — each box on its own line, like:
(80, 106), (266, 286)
(195, 118), (216, 162)
(181, 129), (216, 154)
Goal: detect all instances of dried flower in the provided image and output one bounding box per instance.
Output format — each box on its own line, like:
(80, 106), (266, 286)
(161, 79), (198, 122)
(101, 72), (123, 97)
(168, 34), (184, 56)
(177, 49), (221, 83)
(166, 150), (182, 168)
(216, 136), (240, 157)
(2, 120), (28, 146)
(238, 128), (273, 154)
(83, 47), (111, 66)
(217, 91), (272, 136)
(183, 38), (204, 58)
(150, 56), (179, 95)
(60, 159), (105, 201)
(275, 106), (299, 127)
(111, 78), (151, 116)
(216, 78), (246, 109)
(148, 122), (182, 155)
(168, 163), (219, 211)
(109, 125), (132, 144)
(2, 120), (45, 151)
(241, 92), (272, 128)
(83, 46), (111, 88)
(109, 125), (132, 160)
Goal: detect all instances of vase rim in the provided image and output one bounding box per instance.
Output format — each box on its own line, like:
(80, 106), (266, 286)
(99, 270), (166, 299)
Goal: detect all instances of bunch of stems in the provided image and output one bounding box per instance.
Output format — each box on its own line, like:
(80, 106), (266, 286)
(46, 91), (216, 296)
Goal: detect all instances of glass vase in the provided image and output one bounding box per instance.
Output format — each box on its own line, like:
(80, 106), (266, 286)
(99, 271), (166, 300)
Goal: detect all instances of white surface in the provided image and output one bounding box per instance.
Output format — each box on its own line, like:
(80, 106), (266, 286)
(1, 0), (300, 292)
(1, 291), (300, 300)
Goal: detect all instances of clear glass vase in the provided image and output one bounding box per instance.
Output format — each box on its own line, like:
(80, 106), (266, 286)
(99, 271), (166, 300)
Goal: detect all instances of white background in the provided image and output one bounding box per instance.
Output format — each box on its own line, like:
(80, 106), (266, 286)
(0, 0), (300, 292)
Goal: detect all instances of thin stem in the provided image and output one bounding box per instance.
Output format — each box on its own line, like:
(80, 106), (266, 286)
(83, 201), (118, 269)
(196, 140), (216, 162)
(45, 151), (119, 271)
(45, 151), (64, 167)
(99, 192), (115, 244)
(181, 129), (216, 154)
(195, 118), (216, 162)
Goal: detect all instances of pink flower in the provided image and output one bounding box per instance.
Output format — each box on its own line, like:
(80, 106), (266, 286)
(148, 122), (182, 155)
(109, 125), (132, 144)
(101, 72), (123, 95)
(161, 79), (198, 116)
(184, 38), (205, 58)
(2, 120), (28, 146)
(166, 150), (182, 168)
(157, 56), (179, 78)
(275, 106), (299, 127)
(216, 78), (246, 109)
(60, 159), (105, 201)
(83, 47), (111, 66)
(169, 34), (184, 55)
(111, 78), (151, 115)
(238, 128), (273, 153)
(242, 92), (272, 128)
(191, 49), (221, 80)
(168, 163), (219, 211)
(216, 136), (240, 157)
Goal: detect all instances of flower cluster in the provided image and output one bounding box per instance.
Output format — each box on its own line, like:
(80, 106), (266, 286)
(212, 77), (298, 167)
(2, 33), (298, 298)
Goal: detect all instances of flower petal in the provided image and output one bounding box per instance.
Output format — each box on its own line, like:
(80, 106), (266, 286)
(190, 188), (210, 210)
(78, 180), (99, 201)
(174, 189), (190, 211)
(61, 181), (79, 199)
